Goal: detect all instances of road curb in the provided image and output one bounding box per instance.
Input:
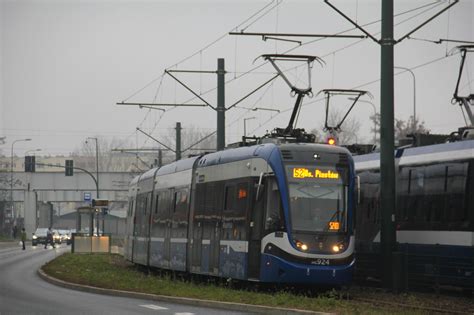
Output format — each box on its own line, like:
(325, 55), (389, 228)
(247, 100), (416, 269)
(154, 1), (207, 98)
(38, 268), (332, 315)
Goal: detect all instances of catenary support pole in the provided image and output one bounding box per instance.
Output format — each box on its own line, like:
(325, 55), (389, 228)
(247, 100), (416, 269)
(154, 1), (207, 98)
(217, 58), (226, 151)
(380, 0), (397, 289)
(176, 122), (182, 161)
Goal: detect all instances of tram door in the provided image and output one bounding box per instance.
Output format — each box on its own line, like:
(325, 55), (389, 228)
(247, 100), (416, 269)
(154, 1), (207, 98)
(248, 178), (265, 279)
(153, 189), (172, 269)
(162, 189), (173, 269)
(209, 183), (223, 275)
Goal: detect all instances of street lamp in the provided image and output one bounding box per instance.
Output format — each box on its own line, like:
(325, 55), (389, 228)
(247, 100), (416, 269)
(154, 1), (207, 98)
(85, 137), (99, 198)
(350, 98), (378, 144)
(394, 66), (416, 133)
(243, 117), (256, 137)
(25, 149), (41, 156)
(10, 138), (31, 229)
(86, 137), (100, 236)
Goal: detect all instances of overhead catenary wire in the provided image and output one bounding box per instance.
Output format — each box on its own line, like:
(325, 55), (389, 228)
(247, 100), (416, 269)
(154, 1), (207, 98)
(445, 0), (451, 55)
(166, 0), (282, 71)
(122, 1), (283, 149)
(247, 53), (458, 136)
(233, 1), (454, 136)
(130, 0), (458, 148)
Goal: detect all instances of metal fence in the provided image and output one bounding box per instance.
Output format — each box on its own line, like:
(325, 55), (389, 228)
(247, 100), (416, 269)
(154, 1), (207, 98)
(354, 250), (474, 293)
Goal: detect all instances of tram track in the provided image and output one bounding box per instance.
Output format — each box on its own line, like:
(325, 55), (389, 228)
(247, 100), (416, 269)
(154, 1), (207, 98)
(345, 286), (474, 315)
(350, 296), (470, 314)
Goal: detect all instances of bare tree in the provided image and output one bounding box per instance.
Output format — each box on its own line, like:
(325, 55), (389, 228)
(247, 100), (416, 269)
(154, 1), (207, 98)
(163, 125), (217, 159)
(316, 109), (362, 145)
(369, 114), (430, 143)
(73, 137), (142, 172)
(395, 116), (430, 140)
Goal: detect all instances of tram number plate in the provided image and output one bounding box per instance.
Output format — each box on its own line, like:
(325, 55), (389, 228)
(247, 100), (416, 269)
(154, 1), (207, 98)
(311, 258), (330, 266)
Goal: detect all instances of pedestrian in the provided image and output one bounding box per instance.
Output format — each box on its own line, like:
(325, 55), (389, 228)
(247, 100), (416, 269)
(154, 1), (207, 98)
(12, 225), (18, 239)
(44, 227), (55, 249)
(20, 228), (26, 250)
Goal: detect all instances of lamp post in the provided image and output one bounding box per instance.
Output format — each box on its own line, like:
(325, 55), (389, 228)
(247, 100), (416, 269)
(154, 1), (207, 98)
(351, 98), (378, 144)
(243, 117), (256, 137)
(25, 149), (41, 156)
(86, 137), (99, 198)
(395, 66), (416, 133)
(10, 138), (31, 229)
(86, 137), (100, 236)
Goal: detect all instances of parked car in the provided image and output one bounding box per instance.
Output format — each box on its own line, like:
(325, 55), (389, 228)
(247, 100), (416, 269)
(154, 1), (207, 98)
(32, 228), (48, 246)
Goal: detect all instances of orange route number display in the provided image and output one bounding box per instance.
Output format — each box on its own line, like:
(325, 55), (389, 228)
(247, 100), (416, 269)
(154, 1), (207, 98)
(292, 168), (340, 180)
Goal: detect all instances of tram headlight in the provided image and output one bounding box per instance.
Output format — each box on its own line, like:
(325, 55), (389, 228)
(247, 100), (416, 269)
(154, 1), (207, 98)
(295, 240), (308, 251)
(332, 244), (344, 253)
(32, 235), (37, 240)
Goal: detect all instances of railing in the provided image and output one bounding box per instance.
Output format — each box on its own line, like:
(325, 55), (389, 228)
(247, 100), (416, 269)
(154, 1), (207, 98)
(354, 248), (474, 294)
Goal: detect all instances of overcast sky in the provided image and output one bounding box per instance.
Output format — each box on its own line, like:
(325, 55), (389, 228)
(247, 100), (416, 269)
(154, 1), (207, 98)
(1, 0), (473, 156)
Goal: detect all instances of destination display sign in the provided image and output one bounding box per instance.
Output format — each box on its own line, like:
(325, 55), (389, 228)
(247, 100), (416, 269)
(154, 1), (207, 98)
(292, 167), (340, 180)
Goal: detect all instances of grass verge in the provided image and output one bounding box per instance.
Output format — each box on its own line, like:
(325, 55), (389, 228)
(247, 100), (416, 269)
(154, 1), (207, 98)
(42, 253), (426, 314)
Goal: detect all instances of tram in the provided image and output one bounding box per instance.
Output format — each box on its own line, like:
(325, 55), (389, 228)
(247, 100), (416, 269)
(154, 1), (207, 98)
(124, 141), (357, 286)
(353, 137), (474, 289)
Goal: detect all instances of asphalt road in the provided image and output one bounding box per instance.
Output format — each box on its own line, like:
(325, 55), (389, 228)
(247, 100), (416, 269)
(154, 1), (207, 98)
(0, 243), (253, 315)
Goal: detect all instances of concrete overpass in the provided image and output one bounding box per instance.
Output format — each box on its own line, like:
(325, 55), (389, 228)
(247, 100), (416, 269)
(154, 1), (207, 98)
(0, 170), (139, 237)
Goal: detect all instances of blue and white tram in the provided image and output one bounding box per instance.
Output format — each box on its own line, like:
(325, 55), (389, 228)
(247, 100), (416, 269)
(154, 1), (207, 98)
(124, 174), (141, 262)
(125, 142), (357, 286)
(353, 139), (474, 288)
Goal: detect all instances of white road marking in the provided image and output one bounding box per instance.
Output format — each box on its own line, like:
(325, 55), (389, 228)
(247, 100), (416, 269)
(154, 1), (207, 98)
(174, 313), (195, 315)
(139, 304), (169, 310)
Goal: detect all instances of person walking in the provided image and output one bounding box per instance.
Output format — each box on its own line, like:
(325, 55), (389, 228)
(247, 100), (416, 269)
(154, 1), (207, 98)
(12, 225), (18, 239)
(44, 227), (55, 249)
(20, 228), (26, 250)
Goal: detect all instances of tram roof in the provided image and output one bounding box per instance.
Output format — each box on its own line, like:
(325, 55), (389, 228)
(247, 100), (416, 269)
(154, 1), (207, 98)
(155, 155), (200, 176)
(353, 139), (474, 165)
(197, 142), (350, 168)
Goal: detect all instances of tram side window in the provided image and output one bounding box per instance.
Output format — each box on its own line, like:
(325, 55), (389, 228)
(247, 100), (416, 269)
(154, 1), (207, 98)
(136, 193), (146, 215)
(195, 184), (206, 217)
(358, 170), (380, 225)
(264, 178), (284, 232)
(223, 182), (249, 240)
(173, 188), (189, 226)
(146, 192), (152, 214)
(154, 195), (159, 214)
(174, 189), (188, 214)
(398, 168), (410, 222)
(195, 182), (224, 240)
(399, 162), (468, 229)
(135, 193), (147, 235)
(423, 164), (446, 223)
(127, 199), (134, 217)
(157, 190), (171, 216)
(446, 163), (468, 223)
(406, 167), (425, 223)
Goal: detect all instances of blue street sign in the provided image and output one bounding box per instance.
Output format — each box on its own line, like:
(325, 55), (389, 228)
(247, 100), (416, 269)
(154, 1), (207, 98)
(84, 192), (92, 201)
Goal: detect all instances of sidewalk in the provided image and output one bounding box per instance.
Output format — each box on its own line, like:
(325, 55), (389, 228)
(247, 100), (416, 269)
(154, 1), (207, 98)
(0, 240), (20, 250)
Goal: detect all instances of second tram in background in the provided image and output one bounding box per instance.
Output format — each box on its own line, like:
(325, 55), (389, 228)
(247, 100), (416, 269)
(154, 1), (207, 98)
(124, 138), (357, 286)
(353, 131), (474, 291)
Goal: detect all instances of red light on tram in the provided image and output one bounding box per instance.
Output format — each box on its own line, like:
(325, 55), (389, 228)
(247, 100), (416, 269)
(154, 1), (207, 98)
(327, 137), (336, 145)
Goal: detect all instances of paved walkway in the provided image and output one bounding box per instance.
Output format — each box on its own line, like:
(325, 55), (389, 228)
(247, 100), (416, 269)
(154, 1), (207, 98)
(0, 241), (20, 250)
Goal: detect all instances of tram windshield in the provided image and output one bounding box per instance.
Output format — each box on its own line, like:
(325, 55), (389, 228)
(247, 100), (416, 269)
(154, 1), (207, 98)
(286, 165), (347, 233)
